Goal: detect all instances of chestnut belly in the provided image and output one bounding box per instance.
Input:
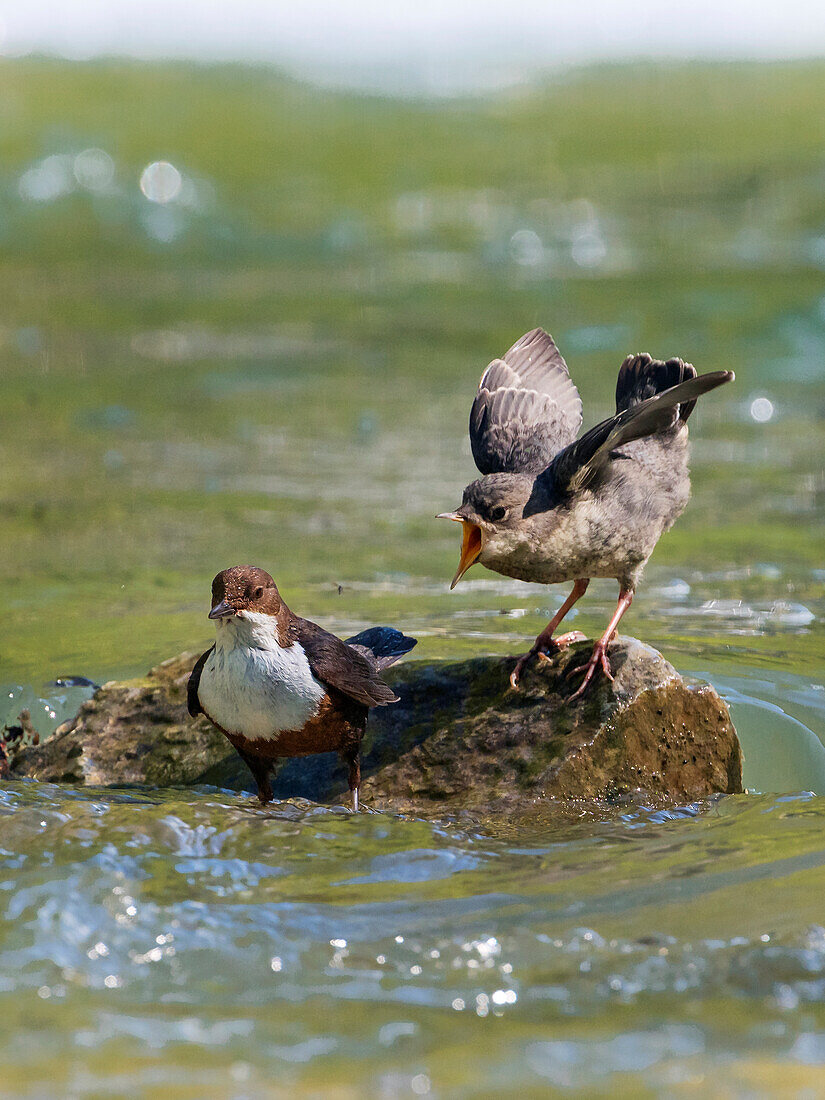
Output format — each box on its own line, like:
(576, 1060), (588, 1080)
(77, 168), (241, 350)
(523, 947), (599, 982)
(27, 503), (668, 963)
(208, 694), (364, 761)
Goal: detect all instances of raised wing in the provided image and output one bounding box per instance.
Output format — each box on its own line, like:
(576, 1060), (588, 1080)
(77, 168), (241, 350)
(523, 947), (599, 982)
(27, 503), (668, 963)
(294, 618), (399, 708)
(548, 368), (734, 496)
(469, 328), (582, 475)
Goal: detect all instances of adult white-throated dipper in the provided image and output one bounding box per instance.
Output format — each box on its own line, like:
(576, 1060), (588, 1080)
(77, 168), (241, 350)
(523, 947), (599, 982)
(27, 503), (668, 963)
(438, 328), (733, 697)
(188, 566), (416, 810)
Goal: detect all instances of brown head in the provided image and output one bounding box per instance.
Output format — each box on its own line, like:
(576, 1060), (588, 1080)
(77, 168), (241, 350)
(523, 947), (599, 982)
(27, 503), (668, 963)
(208, 565), (284, 620)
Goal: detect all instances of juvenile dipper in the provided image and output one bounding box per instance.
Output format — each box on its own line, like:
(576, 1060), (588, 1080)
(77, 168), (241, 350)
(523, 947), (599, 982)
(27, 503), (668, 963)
(438, 328), (733, 696)
(188, 566), (416, 809)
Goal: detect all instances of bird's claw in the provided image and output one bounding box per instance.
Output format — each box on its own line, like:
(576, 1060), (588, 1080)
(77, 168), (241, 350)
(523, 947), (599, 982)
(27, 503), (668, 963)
(510, 645), (552, 689)
(565, 644), (613, 701)
(509, 661), (529, 690)
(509, 631), (587, 690)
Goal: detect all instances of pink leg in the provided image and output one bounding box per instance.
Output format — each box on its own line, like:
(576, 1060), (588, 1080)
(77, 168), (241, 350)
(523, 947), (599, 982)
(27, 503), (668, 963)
(567, 588), (634, 701)
(510, 579), (590, 690)
(345, 751), (361, 813)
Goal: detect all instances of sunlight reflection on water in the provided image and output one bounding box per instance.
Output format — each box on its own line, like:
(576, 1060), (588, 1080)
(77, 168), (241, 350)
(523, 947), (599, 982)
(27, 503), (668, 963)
(2, 785), (825, 1092)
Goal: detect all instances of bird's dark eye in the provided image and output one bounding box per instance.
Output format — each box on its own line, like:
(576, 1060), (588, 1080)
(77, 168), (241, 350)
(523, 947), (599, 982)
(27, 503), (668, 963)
(251, 586), (264, 600)
(490, 506), (508, 522)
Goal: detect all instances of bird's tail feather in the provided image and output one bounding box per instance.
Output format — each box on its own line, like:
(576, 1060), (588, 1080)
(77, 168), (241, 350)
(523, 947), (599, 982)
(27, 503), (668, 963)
(346, 627), (417, 670)
(551, 368), (734, 494)
(616, 353), (699, 422)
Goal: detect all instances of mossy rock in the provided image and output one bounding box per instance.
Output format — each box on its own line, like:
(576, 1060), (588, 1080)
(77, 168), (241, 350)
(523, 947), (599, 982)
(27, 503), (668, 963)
(11, 639), (742, 816)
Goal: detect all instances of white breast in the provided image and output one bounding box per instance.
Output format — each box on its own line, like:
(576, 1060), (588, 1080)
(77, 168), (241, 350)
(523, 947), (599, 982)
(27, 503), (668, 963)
(197, 612), (326, 740)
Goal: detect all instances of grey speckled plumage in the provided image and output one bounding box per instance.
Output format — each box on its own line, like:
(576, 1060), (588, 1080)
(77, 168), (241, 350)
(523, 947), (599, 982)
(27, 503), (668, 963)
(440, 329), (734, 694)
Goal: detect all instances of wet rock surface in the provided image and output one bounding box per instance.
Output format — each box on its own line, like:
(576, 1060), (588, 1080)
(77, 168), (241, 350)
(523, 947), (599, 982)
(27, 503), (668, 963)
(1, 709), (42, 779)
(11, 638), (742, 814)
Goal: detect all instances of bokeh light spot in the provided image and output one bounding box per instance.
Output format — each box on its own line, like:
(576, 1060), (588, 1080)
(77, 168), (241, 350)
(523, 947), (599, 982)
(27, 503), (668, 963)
(140, 161), (183, 204)
(750, 396), (774, 423)
(18, 155), (74, 203)
(74, 148), (115, 192)
(509, 228), (544, 266)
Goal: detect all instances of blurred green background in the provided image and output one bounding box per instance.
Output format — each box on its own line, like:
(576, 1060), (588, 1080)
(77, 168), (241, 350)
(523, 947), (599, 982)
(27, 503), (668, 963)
(1, 58), (824, 689)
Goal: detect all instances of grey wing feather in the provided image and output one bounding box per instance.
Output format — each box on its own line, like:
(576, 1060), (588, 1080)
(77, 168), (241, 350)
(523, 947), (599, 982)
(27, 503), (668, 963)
(469, 328), (582, 475)
(549, 370), (734, 494)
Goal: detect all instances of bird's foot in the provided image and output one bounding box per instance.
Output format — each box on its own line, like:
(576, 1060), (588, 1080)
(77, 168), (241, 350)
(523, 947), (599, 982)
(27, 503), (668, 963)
(509, 630), (587, 690)
(565, 641), (614, 701)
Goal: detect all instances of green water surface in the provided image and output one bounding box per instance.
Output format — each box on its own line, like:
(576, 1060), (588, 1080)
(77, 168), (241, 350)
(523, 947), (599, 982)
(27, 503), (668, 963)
(1, 57), (825, 1096)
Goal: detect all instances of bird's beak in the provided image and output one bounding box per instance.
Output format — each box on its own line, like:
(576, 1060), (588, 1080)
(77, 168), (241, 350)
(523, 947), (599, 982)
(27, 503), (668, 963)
(437, 513), (483, 590)
(208, 599), (235, 620)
